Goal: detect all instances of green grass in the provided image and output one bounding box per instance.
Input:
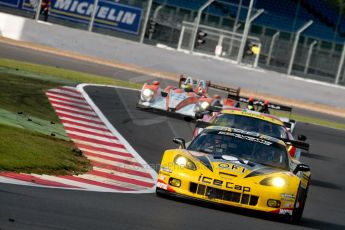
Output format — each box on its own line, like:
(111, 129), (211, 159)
(0, 69), (90, 174)
(0, 58), (141, 88)
(0, 72), (61, 123)
(0, 108), (69, 141)
(0, 57), (143, 175)
(271, 110), (345, 130)
(0, 124), (90, 175)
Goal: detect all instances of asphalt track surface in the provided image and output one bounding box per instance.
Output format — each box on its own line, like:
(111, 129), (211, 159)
(0, 86), (344, 230)
(1, 41), (345, 124)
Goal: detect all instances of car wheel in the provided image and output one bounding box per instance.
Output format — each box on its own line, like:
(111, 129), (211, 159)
(290, 182), (309, 224)
(155, 188), (169, 199)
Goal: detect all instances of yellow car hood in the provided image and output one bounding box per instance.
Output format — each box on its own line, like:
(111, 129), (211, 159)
(186, 150), (292, 179)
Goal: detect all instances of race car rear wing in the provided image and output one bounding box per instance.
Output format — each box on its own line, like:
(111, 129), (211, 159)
(282, 139), (310, 151)
(226, 95), (293, 112)
(282, 120), (296, 129)
(178, 75), (240, 99)
(208, 83), (241, 100)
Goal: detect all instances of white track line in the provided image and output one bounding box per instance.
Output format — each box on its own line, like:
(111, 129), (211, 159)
(49, 88), (84, 98)
(63, 123), (113, 136)
(48, 98), (92, 109)
(46, 92), (87, 104)
(85, 157), (146, 173)
(93, 167), (153, 182)
(80, 148), (137, 162)
(66, 131), (122, 144)
(72, 140), (128, 153)
(0, 176), (39, 186)
(38, 175), (115, 192)
(60, 117), (108, 129)
(52, 104), (96, 115)
(55, 110), (101, 121)
(77, 174), (148, 191)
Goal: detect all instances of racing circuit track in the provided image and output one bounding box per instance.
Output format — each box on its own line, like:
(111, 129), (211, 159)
(0, 85), (344, 230)
(0, 45), (345, 230)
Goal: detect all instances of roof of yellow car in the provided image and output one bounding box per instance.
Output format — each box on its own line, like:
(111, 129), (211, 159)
(221, 109), (284, 126)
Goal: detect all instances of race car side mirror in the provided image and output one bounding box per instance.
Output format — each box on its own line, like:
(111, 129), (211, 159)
(173, 138), (186, 149)
(293, 164), (310, 174)
(297, 135), (307, 142)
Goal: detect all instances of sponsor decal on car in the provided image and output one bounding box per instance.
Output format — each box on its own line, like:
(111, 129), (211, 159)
(218, 131), (273, 146)
(283, 202), (294, 208)
(160, 167), (172, 173)
(218, 162), (246, 174)
(198, 175), (251, 192)
(281, 193), (295, 199)
(157, 182), (168, 190)
(279, 209), (293, 215)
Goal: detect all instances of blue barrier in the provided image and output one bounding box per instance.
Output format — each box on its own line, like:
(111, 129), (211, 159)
(0, 0), (143, 35)
(0, 0), (20, 7)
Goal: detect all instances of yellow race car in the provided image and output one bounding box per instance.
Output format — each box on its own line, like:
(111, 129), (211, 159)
(156, 126), (311, 223)
(194, 108), (309, 160)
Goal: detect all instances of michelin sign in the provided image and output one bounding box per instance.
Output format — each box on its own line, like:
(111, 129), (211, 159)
(0, 0), (142, 34)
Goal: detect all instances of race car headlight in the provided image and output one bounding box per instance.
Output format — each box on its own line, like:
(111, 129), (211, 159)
(260, 177), (286, 187)
(194, 101), (210, 112)
(141, 89), (154, 101)
(201, 101), (210, 110)
(272, 177), (286, 187)
(174, 155), (196, 170)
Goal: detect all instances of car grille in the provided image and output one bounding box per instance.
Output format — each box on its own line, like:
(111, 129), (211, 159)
(189, 183), (258, 206)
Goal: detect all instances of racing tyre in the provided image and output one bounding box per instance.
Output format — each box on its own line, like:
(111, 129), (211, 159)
(289, 183), (309, 224)
(155, 188), (169, 198)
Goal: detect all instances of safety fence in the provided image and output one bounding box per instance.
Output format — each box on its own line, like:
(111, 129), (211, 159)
(146, 1), (345, 86)
(259, 36), (345, 83)
(177, 21), (261, 67)
(1, 0), (344, 86)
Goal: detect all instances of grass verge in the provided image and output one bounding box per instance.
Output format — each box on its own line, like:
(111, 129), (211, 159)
(0, 124), (90, 175)
(0, 72), (61, 123)
(0, 57), (144, 175)
(0, 58), (141, 88)
(270, 110), (345, 130)
(0, 69), (89, 174)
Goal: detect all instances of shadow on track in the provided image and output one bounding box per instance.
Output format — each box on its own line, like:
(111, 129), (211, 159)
(301, 218), (345, 230)
(157, 192), (345, 229)
(302, 151), (333, 161)
(310, 179), (343, 191)
(156, 192), (307, 226)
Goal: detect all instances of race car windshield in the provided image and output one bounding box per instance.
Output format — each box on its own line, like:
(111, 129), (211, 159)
(213, 114), (287, 139)
(188, 130), (289, 170)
